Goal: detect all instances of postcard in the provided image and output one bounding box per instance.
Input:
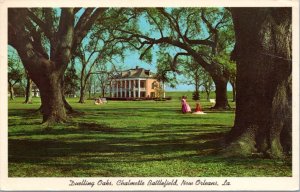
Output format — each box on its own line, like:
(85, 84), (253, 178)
(0, 0), (299, 191)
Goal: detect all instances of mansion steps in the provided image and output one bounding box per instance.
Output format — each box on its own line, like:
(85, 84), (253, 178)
(111, 66), (161, 99)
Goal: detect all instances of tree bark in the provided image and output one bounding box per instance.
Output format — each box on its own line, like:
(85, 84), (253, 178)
(61, 78), (75, 113)
(230, 80), (236, 102)
(62, 94), (76, 113)
(211, 75), (230, 109)
(224, 8), (292, 158)
(78, 86), (86, 103)
(78, 69), (89, 103)
(24, 75), (33, 104)
(37, 72), (67, 123)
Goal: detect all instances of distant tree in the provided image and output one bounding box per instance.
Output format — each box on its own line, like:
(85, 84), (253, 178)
(156, 52), (178, 87)
(8, 54), (24, 100)
(214, 53), (236, 102)
(179, 58), (201, 101)
(86, 75), (94, 99)
(64, 63), (79, 98)
(75, 39), (100, 103)
(179, 57), (215, 101)
(75, 10), (127, 103)
(74, 37), (120, 103)
(200, 71), (215, 101)
(24, 73), (33, 103)
(95, 64), (111, 98)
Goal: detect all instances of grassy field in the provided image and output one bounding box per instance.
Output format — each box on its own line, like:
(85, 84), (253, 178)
(8, 92), (292, 177)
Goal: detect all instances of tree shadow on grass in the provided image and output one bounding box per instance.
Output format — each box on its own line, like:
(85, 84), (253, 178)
(9, 109), (40, 116)
(8, 122), (227, 164)
(9, 137), (221, 165)
(9, 122), (125, 137)
(8, 119), (291, 177)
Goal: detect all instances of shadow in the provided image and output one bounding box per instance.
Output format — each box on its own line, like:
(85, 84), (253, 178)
(9, 121), (227, 164)
(78, 122), (121, 133)
(9, 109), (42, 118)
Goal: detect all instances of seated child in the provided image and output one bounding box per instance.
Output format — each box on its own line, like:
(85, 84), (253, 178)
(192, 102), (206, 114)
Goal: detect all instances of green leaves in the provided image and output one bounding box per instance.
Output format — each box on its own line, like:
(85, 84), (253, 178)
(213, 53), (236, 77)
(8, 49), (24, 85)
(64, 65), (79, 96)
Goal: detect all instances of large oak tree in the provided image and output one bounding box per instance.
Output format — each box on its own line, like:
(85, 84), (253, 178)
(225, 8), (292, 158)
(112, 8), (234, 109)
(8, 8), (105, 123)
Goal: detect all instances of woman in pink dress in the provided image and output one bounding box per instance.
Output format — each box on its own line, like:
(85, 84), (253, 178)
(181, 96), (191, 113)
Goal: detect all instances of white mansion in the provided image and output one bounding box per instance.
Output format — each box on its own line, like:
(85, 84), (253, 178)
(111, 66), (161, 98)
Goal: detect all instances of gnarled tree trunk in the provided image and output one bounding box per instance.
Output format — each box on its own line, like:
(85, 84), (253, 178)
(37, 72), (67, 123)
(225, 8), (292, 158)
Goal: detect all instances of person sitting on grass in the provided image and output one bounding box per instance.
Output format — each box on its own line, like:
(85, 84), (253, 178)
(181, 96), (191, 113)
(94, 97), (103, 105)
(192, 101), (206, 114)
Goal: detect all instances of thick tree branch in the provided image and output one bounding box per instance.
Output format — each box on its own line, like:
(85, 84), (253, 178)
(113, 28), (212, 71)
(74, 8), (82, 14)
(201, 9), (219, 54)
(8, 8), (49, 75)
(185, 38), (215, 47)
(23, 20), (49, 59)
(145, 9), (164, 38)
(73, 8), (106, 51)
(201, 9), (215, 33)
(44, 9), (55, 34)
(172, 52), (190, 71)
(139, 44), (154, 60)
(55, 8), (75, 71)
(183, 12), (197, 38)
(74, 8), (94, 31)
(27, 9), (54, 40)
(157, 8), (185, 42)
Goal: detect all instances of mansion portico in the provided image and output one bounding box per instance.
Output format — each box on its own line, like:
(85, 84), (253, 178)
(111, 66), (161, 98)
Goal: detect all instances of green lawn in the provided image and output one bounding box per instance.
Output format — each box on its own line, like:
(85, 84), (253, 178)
(8, 94), (292, 177)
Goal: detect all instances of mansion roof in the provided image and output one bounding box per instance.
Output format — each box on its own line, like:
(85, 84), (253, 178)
(114, 66), (156, 79)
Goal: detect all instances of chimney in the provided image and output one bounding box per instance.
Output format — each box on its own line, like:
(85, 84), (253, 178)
(145, 70), (150, 76)
(135, 66), (139, 69)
